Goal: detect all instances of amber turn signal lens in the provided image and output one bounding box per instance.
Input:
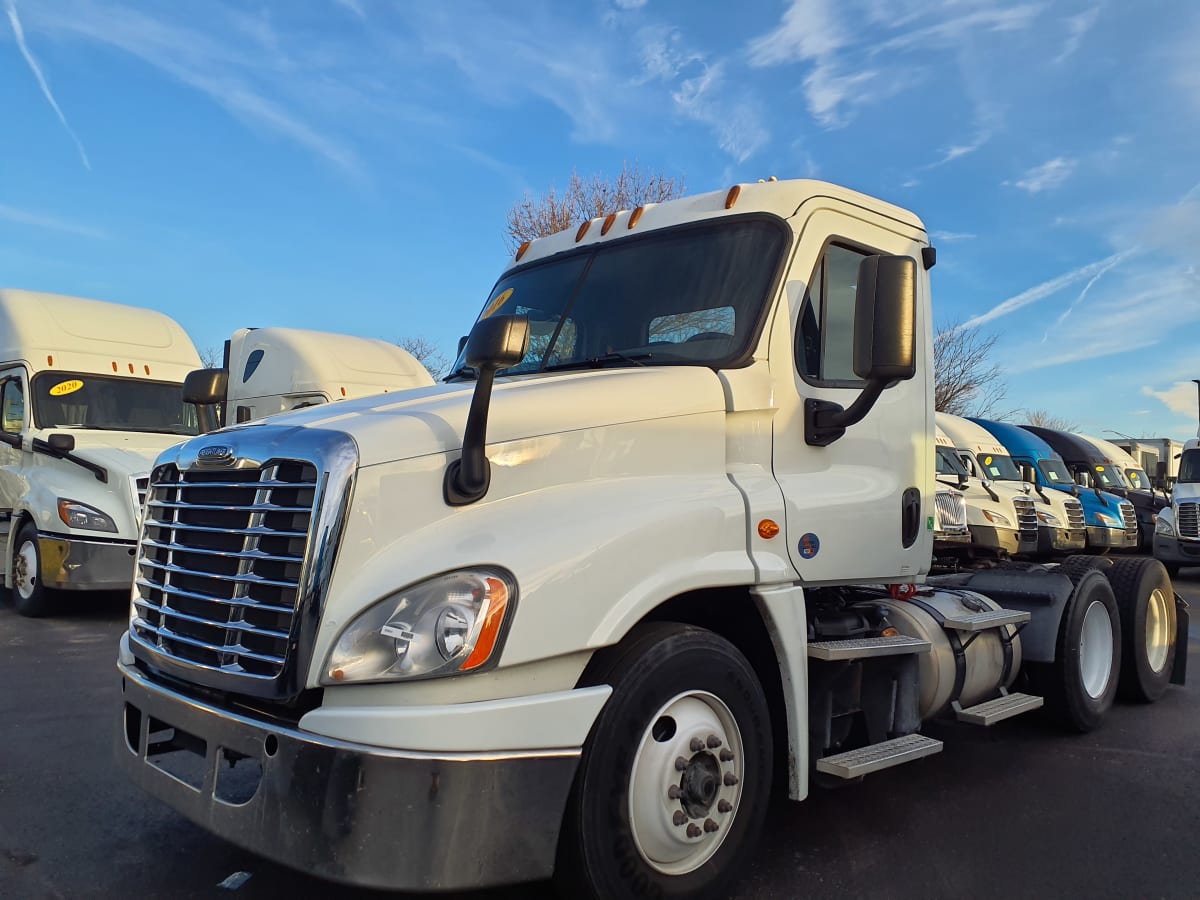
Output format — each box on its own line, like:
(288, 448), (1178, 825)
(881, 627), (900, 638)
(757, 519), (780, 539)
(461, 577), (510, 671)
(515, 240), (531, 261)
(725, 185), (741, 209)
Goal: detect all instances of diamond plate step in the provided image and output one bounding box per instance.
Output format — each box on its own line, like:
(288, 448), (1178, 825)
(815, 733), (943, 779)
(954, 692), (1043, 726)
(940, 608), (1030, 632)
(807, 635), (931, 660)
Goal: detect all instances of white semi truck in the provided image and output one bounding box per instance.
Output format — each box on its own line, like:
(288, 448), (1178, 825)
(0, 289), (201, 616)
(115, 181), (1188, 900)
(1153, 382), (1200, 576)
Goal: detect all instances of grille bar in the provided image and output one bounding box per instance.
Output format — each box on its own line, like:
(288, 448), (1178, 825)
(147, 500), (311, 513)
(134, 620), (287, 666)
(138, 557), (301, 589)
(1012, 496), (1038, 543)
(147, 521), (309, 539)
(134, 579), (296, 615)
(140, 537), (302, 564)
(1119, 501), (1138, 539)
(1179, 502), (1199, 540)
(134, 598), (291, 640)
(1064, 497), (1085, 529)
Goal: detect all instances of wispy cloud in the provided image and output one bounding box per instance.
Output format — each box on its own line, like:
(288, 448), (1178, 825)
(1010, 157), (1077, 193)
(1054, 7), (1101, 64)
(671, 61), (768, 162)
(333, 0), (366, 21)
(1142, 382), (1200, 420)
(5, 0), (91, 170)
(963, 250), (1128, 330)
(931, 230), (975, 242)
(0, 203), (107, 239)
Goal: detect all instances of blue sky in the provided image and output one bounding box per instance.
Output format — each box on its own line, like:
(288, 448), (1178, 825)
(2, 0), (1198, 440)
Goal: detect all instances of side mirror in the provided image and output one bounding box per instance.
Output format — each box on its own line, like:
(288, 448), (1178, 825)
(457, 335), (469, 357)
(444, 315), (531, 506)
(48, 433), (75, 454)
(183, 368), (230, 406)
(1020, 463), (1037, 484)
(806, 255), (917, 446)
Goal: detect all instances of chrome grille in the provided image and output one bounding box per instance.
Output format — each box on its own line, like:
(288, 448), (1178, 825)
(130, 460), (318, 680)
(1063, 497), (1085, 530)
(934, 490), (968, 535)
(1178, 502), (1199, 540)
(129, 475), (151, 524)
(1013, 496), (1038, 543)
(1119, 500), (1138, 541)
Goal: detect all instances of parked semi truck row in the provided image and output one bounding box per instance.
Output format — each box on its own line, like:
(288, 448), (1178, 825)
(113, 179), (1188, 900)
(0, 289), (433, 616)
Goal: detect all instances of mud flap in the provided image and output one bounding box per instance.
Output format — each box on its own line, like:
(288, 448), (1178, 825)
(1171, 593), (1189, 686)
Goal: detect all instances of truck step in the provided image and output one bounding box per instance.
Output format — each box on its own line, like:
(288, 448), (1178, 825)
(815, 733), (943, 779)
(940, 608), (1030, 632)
(807, 635), (930, 660)
(954, 692), (1043, 726)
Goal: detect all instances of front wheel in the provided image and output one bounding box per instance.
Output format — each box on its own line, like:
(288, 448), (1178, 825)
(555, 623), (772, 900)
(12, 522), (54, 617)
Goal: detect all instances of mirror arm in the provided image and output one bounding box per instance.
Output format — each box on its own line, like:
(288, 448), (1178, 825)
(30, 438), (108, 482)
(804, 379), (886, 447)
(445, 366), (499, 506)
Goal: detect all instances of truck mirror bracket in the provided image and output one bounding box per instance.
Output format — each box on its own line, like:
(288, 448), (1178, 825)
(803, 380), (886, 447)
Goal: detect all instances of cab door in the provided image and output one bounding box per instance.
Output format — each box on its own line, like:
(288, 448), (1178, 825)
(0, 370), (29, 553)
(768, 201), (933, 584)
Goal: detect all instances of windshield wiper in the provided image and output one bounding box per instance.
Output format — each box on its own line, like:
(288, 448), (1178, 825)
(445, 367), (477, 382)
(544, 351), (652, 372)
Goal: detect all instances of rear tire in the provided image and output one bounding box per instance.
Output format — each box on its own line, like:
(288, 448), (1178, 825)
(1108, 558), (1175, 702)
(12, 522), (54, 617)
(555, 623), (772, 900)
(1030, 568), (1120, 732)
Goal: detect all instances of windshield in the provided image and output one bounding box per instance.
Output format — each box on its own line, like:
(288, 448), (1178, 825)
(975, 452), (1022, 481)
(1180, 449), (1200, 484)
(451, 217), (787, 376)
(31, 372), (198, 435)
(1123, 468), (1152, 490)
(1088, 463), (1128, 489)
(936, 447), (969, 478)
(1038, 458), (1073, 485)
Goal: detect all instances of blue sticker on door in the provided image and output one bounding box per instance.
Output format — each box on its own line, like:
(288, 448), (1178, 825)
(798, 532), (820, 559)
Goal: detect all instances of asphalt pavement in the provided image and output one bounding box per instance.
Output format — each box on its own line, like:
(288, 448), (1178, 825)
(2, 568), (1199, 900)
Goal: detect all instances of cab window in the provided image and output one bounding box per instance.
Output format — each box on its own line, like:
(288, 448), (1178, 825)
(1, 378), (25, 434)
(796, 242), (873, 383)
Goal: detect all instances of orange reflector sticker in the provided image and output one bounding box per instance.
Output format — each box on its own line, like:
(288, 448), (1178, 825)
(758, 519), (780, 539)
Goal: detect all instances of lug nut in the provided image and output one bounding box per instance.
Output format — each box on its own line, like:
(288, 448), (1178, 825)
(690, 737), (705, 752)
(668, 785), (682, 800)
(706, 735), (722, 749)
(718, 800), (733, 813)
(686, 823), (702, 838)
(673, 810), (688, 826)
(704, 818), (720, 833)
(724, 773), (739, 786)
(674, 756), (688, 772)
(719, 749), (735, 763)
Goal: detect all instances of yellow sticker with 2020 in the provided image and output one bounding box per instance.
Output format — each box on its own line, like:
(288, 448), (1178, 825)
(481, 288), (513, 319)
(50, 379), (84, 396)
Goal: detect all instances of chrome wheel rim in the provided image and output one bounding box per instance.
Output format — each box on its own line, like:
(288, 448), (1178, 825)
(1079, 599), (1114, 699)
(1145, 588), (1172, 674)
(14, 539), (37, 600)
(628, 691), (744, 876)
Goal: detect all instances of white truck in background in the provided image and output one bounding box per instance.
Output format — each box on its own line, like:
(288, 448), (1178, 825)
(114, 180), (1188, 900)
(0, 289), (201, 616)
(185, 327), (435, 430)
(1153, 382), (1200, 576)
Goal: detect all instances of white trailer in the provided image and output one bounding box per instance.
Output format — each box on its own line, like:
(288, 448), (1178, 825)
(114, 181), (1188, 899)
(0, 289), (200, 615)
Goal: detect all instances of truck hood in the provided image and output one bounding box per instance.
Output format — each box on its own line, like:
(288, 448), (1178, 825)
(53, 431), (187, 478)
(214, 367), (729, 468)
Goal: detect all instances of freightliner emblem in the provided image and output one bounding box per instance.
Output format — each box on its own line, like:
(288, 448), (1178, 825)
(197, 444), (235, 464)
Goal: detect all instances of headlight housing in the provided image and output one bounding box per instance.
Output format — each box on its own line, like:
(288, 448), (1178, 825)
(1036, 510), (1061, 526)
(1156, 512), (1176, 537)
(1096, 512), (1121, 528)
(981, 509), (1011, 527)
(322, 568), (516, 685)
(57, 498), (117, 532)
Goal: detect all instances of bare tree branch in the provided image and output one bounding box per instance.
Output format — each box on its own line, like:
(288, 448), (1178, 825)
(934, 320), (1008, 417)
(198, 345), (223, 369)
(504, 161), (686, 251)
(397, 336), (450, 379)
(1022, 409), (1079, 431)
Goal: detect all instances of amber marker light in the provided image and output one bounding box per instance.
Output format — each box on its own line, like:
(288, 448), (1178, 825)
(111, 361), (118, 372)
(340, 386), (347, 397)
(725, 185), (741, 209)
(144, 365), (151, 375)
(460, 577), (511, 671)
(881, 627), (900, 638)
(46, 355), (53, 366)
(758, 519), (780, 539)
(628, 206), (644, 229)
(128, 363), (135, 373)
(601, 213), (617, 235)
(576, 220), (591, 242)
(515, 240), (531, 261)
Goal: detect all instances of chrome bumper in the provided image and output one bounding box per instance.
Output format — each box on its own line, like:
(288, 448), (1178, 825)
(1086, 526), (1138, 550)
(39, 533), (137, 591)
(968, 524), (1024, 556)
(116, 663), (580, 891)
(1040, 526), (1087, 554)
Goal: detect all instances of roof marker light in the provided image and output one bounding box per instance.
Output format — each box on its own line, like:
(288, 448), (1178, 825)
(628, 206), (644, 229)
(144, 365), (151, 375)
(515, 240), (531, 261)
(128, 363), (135, 373)
(111, 362), (118, 372)
(725, 186), (741, 209)
(601, 213), (617, 235)
(576, 220), (591, 242)
(46, 355), (53, 366)
(340, 386), (347, 397)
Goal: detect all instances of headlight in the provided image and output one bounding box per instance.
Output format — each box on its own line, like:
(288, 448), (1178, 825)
(1156, 513), (1176, 537)
(1096, 512), (1120, 528)
(981, 509), (1011, 527)
(57, 498), (117, 532)
(1036, 510), (1061, 526)
(322, 568), (516, 685)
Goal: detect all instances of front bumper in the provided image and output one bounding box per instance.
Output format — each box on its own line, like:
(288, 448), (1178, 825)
(117, 663), (581, 891)
(1039, 525), (1087, 554)
(1086, 526), (1138, 550)
(39, 533), (137, 591)
(1153, 535), (1200, 566)
(968, 524), (1033, 556)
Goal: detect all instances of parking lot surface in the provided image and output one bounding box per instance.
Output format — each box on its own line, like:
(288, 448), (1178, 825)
(2, 568), (1198, 900)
